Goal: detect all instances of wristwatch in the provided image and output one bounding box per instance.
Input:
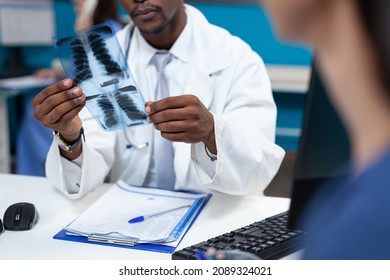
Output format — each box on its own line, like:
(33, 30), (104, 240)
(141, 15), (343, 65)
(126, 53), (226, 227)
(204, 145), (217, 162)
(53, 127), (85, 152)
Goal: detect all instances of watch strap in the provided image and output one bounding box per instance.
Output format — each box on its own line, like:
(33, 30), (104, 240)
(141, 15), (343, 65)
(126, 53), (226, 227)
(204, 145), (217, 162)
(53, 127), (85, 152)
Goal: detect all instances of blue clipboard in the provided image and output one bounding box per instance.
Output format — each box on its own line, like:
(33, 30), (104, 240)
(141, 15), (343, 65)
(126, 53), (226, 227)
(53, 183), (212, 254)
(53, 229), (177, 253)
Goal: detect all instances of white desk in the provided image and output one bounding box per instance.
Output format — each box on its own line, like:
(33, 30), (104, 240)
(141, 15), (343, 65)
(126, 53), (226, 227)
(0, 174), (291, 260)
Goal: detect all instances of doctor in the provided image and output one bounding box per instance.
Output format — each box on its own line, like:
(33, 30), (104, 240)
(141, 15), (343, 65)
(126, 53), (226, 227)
(32, 0), (284, 199)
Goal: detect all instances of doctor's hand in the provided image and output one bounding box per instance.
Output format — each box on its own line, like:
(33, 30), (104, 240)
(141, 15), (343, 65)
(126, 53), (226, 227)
(32, 78), (86, 144)
(145, 94), (217, 154)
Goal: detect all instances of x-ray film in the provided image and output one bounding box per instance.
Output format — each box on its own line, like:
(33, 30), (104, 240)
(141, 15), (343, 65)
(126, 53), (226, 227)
(54, 22), (147, 130)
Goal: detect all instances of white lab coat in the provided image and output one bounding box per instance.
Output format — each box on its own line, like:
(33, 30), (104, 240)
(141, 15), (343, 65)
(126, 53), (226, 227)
(46, 5), (285, 199)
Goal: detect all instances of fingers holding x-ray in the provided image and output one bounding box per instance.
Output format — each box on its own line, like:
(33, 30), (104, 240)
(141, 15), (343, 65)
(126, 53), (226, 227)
(54, 22), (148, 131)
(88, 85), (147, 130)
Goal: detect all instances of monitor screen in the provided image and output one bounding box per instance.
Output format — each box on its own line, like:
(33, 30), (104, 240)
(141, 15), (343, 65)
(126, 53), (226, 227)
(288, 64), (351, 229)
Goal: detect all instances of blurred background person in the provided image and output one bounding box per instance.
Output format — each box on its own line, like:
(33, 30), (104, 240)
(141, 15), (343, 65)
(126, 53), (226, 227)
(17, 0), (126, 176)
(262, 0), (390, 259)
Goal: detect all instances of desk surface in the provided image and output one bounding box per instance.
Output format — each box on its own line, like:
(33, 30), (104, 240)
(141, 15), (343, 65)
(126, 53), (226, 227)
(0, 174), (291, 260)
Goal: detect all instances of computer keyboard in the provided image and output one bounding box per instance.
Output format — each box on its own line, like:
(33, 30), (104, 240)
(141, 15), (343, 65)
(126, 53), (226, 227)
(172, 211), (306, 260)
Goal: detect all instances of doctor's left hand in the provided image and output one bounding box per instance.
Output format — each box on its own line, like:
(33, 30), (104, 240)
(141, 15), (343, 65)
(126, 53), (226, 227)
(145, 94), (217, 154)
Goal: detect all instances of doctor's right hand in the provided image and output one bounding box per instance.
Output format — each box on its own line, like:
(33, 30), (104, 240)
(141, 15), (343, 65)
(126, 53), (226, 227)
(32, 78), (86, 142)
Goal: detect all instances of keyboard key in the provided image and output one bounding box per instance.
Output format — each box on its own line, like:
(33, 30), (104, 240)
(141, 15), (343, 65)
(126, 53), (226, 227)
(273, 237), (285, 243)
(281, 234), (293, 240)
(266, 241), (277, 246)
(238, 245), (252, 251)
(249, 247), (264, 254)
(261, 235), (274, 241)
(172, 250), (197, 260)
(259, 243), (270, 249)
(248, 241), (260, 247)
(183, 247), (196, 254)
(207, 237), (220, 243)
(221, 237), (235, 243)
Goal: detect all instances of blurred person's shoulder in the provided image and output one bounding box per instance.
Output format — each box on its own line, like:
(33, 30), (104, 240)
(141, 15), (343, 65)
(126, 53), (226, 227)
(302, 145), (390, 259)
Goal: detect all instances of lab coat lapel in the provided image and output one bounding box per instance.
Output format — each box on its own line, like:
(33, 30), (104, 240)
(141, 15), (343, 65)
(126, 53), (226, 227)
(183, 6), (229, 108)
(182, 42), (228, 109)
(174, 9), (229, 186)
(174, 62), (225, 188)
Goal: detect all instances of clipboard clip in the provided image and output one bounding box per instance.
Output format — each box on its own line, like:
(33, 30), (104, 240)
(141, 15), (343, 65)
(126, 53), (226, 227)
(87, 232), (139, 247)
(88, 235), (137, 246)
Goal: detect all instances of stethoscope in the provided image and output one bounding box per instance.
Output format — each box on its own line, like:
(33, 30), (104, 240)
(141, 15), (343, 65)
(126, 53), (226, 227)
(123, 25), (149, 149)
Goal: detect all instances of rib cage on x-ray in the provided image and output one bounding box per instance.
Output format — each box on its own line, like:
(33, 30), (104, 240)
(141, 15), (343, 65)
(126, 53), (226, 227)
(69, 32), (123, 83)
(70, 38), (93, 84)
(94, 85), (147, 130)
(88, 32), (124, 77)
(55, 22), (148, 131)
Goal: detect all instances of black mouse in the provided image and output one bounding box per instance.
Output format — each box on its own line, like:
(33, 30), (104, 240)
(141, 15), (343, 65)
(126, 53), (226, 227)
(3, 202), (39, 231)
(0, 219), (4, 235)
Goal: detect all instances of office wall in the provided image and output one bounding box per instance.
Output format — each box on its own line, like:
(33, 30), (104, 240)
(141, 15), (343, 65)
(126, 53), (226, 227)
(189, 2), (312, 66)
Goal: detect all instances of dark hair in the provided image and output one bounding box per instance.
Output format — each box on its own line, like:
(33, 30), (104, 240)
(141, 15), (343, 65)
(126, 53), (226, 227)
(358, 0), (390, 92)
(93, 0), (126, 26)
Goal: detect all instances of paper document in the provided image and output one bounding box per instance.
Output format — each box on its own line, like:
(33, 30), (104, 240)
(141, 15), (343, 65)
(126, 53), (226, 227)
(62, 181), (211, 249)
(0, 75), (56, 91)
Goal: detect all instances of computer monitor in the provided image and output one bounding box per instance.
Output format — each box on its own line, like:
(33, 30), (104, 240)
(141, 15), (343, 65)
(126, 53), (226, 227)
(288, 63), (351, 229)
(0, 0), (55, 76)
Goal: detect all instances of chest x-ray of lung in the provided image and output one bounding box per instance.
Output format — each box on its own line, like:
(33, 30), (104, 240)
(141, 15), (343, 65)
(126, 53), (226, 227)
(54, 23), (147, 131)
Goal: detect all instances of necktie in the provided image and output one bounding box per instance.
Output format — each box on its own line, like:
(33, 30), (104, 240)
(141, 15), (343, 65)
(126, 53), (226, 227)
(151, 51), (175, 188)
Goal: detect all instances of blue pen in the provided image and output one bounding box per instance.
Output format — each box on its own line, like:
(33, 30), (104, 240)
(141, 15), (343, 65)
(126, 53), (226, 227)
(128, 204), (192, 224)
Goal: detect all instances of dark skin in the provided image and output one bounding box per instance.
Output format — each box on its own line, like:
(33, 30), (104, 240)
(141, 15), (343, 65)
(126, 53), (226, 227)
(32, 0), (216, 160)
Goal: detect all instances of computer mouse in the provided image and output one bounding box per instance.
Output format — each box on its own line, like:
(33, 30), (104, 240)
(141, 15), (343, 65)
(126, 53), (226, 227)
(0, 219), (4, 235)
(3, 202), (39, 231)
